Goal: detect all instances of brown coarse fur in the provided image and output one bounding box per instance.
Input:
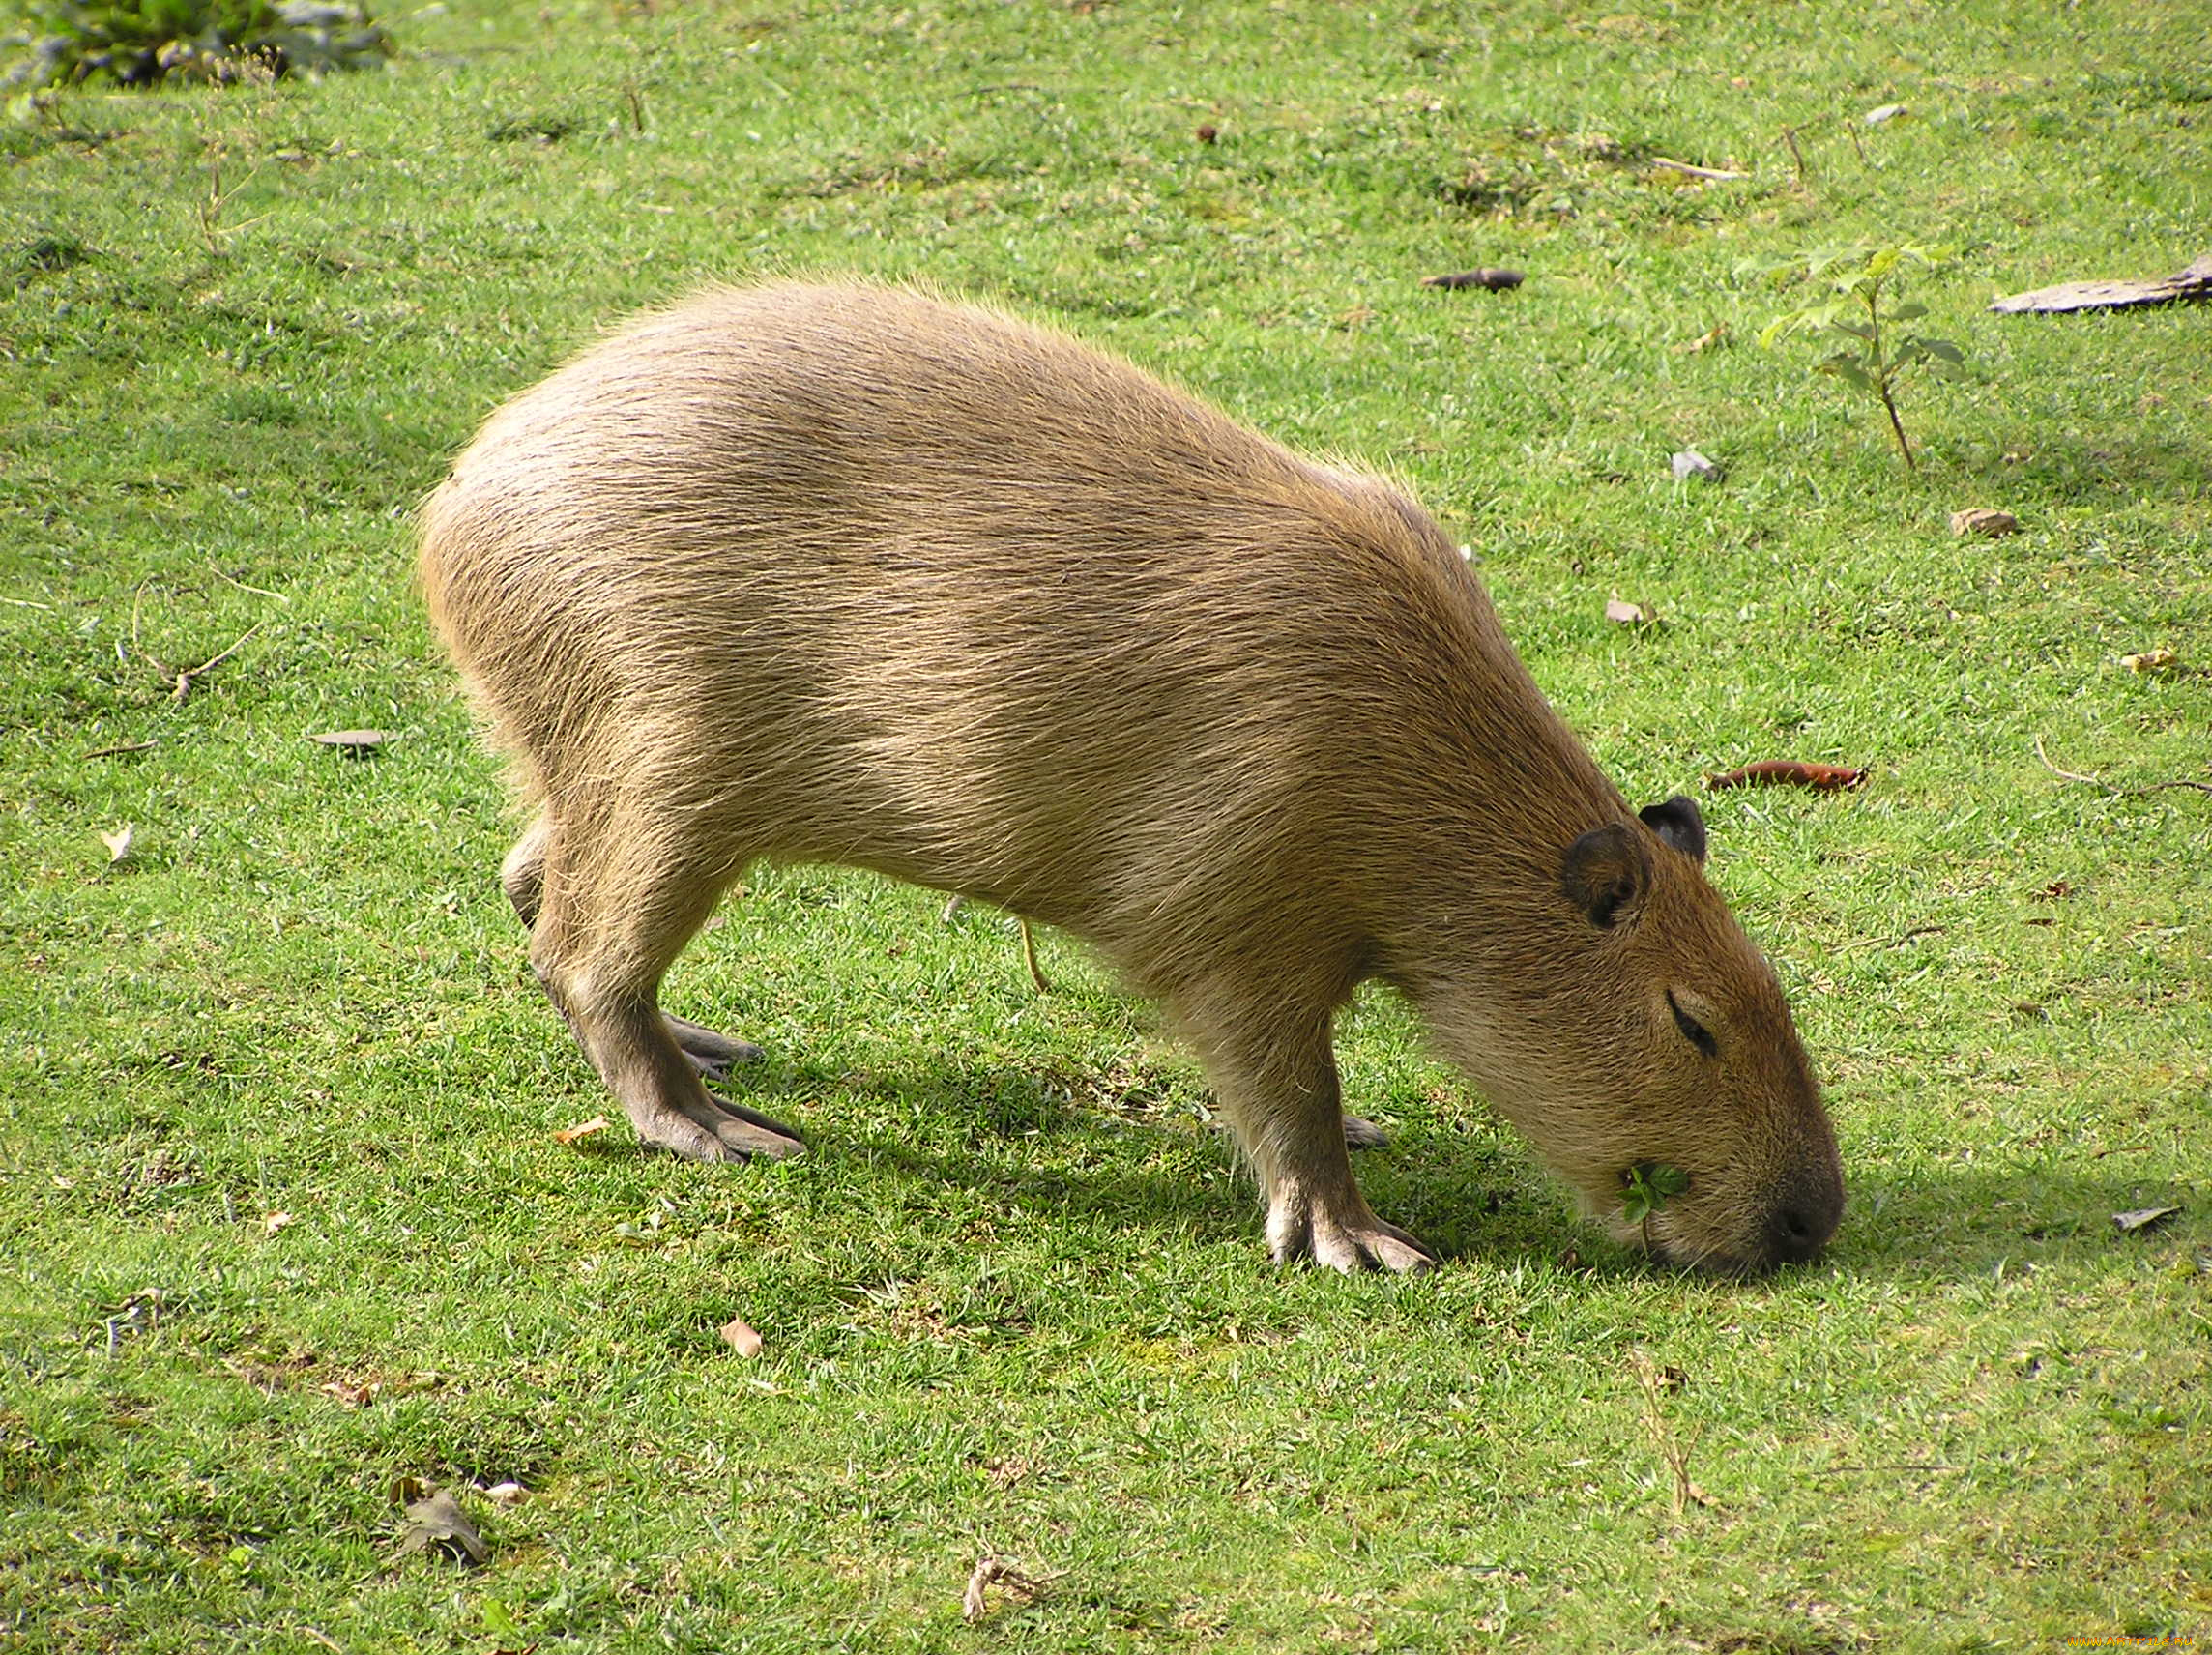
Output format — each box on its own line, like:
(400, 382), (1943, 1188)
(419, 278), (1844, 1276)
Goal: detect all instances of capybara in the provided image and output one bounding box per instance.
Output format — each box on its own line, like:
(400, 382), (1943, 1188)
(419, 279), (1844, 1275)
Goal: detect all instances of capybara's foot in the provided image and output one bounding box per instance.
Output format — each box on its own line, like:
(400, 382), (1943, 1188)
(632, 1093), (804, 1162)
(1266, 1187), (1436, 1273)
(1342, 1114), (1390, 1150)
(664, 1012), (765, 1080)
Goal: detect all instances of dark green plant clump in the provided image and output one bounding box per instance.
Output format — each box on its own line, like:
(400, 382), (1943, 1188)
(3, 0), (390, 88)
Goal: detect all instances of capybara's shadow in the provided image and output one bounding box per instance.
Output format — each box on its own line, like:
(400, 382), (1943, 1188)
(706, 1053), (2196, 1288)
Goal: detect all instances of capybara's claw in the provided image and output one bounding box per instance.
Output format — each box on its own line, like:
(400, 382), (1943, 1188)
(666, 1013), (764, 1079)
(1342, 1114), (1390, 1150)
(635, 1100), (804, 1163)
(1267, 1190), (1437, 1274)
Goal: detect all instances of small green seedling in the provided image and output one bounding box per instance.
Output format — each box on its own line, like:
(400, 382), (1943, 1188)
(1747, 242), (1967, 472)
(1622, 1161), (1690, 1246)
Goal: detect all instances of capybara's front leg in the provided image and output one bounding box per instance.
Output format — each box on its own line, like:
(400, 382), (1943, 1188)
(1179, 987), (1435, 1273)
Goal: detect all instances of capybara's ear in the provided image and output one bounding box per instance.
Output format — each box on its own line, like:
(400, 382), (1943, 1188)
(1560, 821), (1652, 930)
(1638, 796), (1707, 864)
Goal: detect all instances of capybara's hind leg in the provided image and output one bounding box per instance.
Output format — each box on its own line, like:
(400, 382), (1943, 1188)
(1177, 985), (1433, 1273)
(529, 808), (801, 1162)
(506, 812), (765, 1080)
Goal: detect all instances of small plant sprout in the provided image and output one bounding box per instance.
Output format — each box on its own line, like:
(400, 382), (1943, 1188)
(1622, 1161), (1690, 1249)
(1747, 243), (1967, 472)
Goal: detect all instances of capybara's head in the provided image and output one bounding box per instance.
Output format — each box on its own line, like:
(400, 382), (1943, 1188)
(1424, 797), (1844, 1275)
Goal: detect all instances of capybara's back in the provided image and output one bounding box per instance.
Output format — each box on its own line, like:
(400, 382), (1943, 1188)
(421, 280), (1843, 1276)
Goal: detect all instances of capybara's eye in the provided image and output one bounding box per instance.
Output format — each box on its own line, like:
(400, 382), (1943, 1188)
(1666, 989), (1719, 1059)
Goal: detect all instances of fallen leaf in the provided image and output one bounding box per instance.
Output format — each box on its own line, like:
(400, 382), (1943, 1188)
(1194, 123), (1218, 143)
(263, 1211), (297, 1236)
(1704, 760), (1869, 792)
(1605, 597), (1658, 625)
(397, 1488), (489, 1565)
(2113, 1205), (2180, 1235)
(1673, 323), (1728, 354)
(1421, 267), (1525, 291)
(1671, 449), (1724, 481)
(551, 1115), (611, 1146)
(719, 1315), (765, 1357)
(320, 1379), (377, 1408)
(100, 824), (135, 863)
(1863, 102), (1907, 125)
(2034, 880), (2073, 901)
(1644, 1362), (1688, 1394)
(2120, 646), (2180, 674)
(482, 1480), (531, 1506)
(1949, 508), (2019, 538)
(115, 1288), (164, 1326)
(308, 729), (391, 754)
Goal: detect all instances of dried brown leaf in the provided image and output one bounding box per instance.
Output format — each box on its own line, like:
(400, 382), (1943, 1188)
(308, 729), (391, 755)
(1421, 267), (1525, 291)
(398, 1488), (488, 1565)
(1704, 760), (1868, 793)
(2120, 646), (2180, 674)
(100, 824), (135, 863)
(2113, 1205), (2180, 1234)
(551, 1115), (611, 1146)
(1949, 508), (2019, 538)
(719, 1315), (764, 1358)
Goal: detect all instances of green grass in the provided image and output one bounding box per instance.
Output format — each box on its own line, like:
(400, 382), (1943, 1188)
(3, 1), (2209, 1648)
